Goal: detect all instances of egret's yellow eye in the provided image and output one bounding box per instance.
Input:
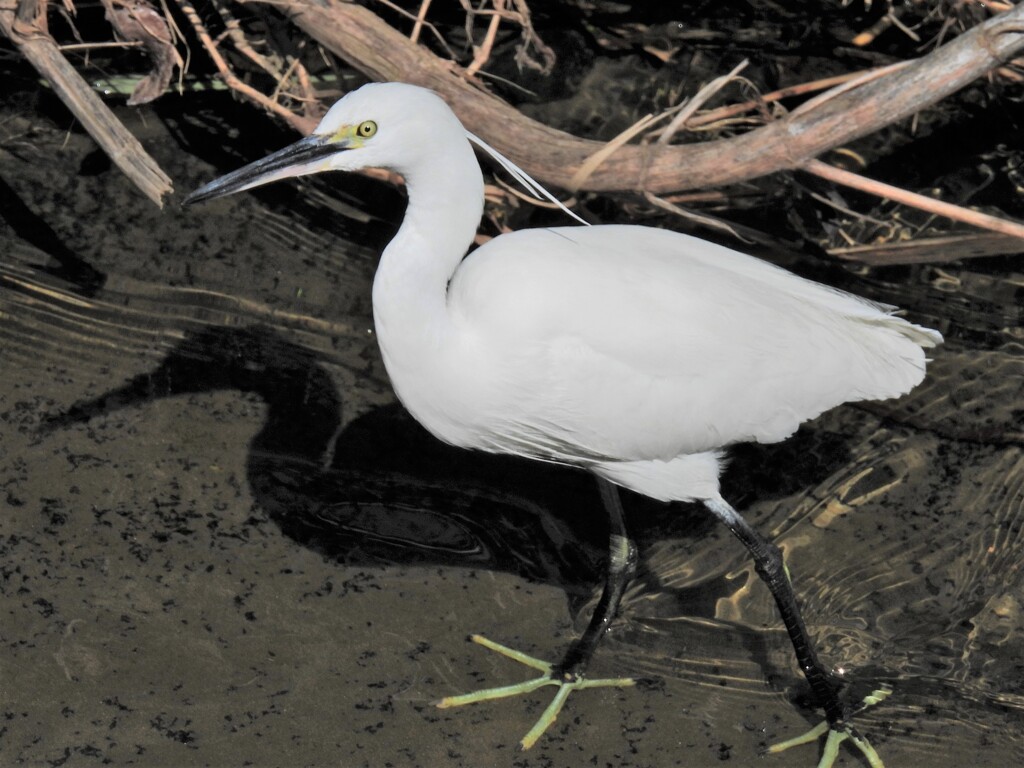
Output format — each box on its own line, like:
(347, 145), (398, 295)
(356, 120), (378, 138)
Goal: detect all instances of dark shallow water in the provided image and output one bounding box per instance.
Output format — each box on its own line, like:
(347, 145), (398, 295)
(1, 92), (1022, 768)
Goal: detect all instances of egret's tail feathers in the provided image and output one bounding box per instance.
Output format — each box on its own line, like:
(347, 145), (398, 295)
(878, 314), (943, 349)
(845, 312), (942, 407)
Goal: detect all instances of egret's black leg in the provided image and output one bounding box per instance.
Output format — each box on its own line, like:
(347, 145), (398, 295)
(704, 496), (888, 767)
(554, 477), (639, 680)
(703, 497), (842, 720)
(437, 477), (638, 748)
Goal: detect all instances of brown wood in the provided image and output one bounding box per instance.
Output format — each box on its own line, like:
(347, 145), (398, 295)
(0, 0), (173, 206)
(263, 0), (1024, 196)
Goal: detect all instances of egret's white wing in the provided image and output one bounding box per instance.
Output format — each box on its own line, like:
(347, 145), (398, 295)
(448, 225), (939, 463)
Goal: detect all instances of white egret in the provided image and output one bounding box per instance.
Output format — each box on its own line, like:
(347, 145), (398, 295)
(186, 82), (942, 767)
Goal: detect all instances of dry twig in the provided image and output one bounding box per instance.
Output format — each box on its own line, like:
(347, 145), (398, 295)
(409, 0), (432, 45)
(458, 0), (554, 76)
(372, 0), (455, 59)
(654, 59), (750, 145)
(804, 158), (1024, 240)
(0, 0), (173, 205)
(460, 0), (503, 78)
(178, 0), (316, 134)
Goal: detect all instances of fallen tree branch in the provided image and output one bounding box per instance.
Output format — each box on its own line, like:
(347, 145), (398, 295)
(0, 0), (173, 205)
(260, 0), (1024, 198)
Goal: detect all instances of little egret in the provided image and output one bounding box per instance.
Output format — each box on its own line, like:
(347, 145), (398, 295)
(186, 82), (942, 767)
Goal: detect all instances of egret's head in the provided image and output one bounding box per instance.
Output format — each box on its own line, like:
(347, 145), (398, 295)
(184, 83), (466, 205)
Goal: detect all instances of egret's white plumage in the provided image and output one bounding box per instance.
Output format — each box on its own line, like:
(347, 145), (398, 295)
(186, 81), (941, 765)
(298, 84), (940, 505)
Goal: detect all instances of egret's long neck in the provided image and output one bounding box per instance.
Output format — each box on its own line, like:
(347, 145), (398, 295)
(371, 137), (484, 385)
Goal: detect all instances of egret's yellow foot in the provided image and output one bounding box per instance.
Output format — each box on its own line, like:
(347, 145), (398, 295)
(435, 634), (636, 749)
(766, 686), (892, 768)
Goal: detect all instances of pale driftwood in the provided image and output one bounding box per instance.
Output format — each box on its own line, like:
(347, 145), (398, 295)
(0, 1), (173, 206)
(259, 0), (1024, 197)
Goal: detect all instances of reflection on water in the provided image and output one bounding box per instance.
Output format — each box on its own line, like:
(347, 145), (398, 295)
(2, 97), (1022, 766)
(609, 424), (1024, 762)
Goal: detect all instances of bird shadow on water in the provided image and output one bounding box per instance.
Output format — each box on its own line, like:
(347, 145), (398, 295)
(38, 325), (591, 597)
(40, 324), (845, 675)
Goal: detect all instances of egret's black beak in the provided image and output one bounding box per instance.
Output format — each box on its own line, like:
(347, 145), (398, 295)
(184, 134), (345, 206)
